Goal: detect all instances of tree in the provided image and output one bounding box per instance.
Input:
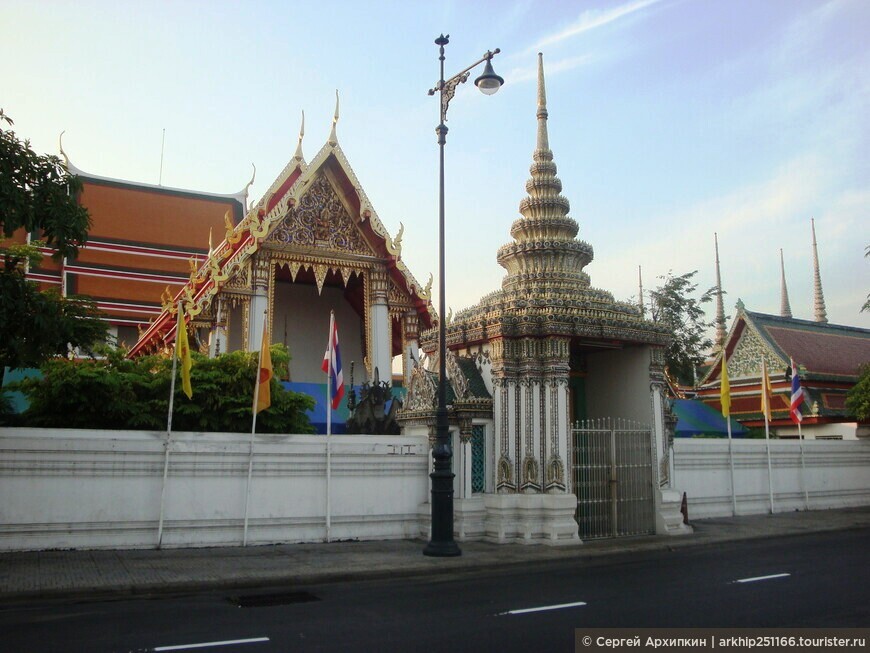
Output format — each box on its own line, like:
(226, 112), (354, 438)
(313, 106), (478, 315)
(0, 110), (90, 257)
(12, 344), (315, 434)
(845, 364), (870, 422)
(0, 111), (107, 373)
(649, 270), (715, 386)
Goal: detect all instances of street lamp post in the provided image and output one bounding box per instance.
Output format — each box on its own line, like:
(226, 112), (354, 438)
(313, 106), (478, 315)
(424, 34), (503, 558)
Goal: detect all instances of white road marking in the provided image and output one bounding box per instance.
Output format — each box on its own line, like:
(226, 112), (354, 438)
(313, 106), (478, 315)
(154, 637), (270, 651)
(735, 573), (791, 584)
(501, 601), (587, 615)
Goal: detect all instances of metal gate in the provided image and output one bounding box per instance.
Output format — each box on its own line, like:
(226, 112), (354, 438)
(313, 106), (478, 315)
(572, 418), (656, 539)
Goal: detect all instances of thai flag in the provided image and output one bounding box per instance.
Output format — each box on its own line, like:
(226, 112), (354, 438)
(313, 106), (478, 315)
(321, 312), (344, 410)
(790, 357), (804, 424)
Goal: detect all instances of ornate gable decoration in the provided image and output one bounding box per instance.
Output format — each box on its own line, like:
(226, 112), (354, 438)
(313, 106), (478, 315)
(728, 320), (785, 379)
(267, 173), (369, 255)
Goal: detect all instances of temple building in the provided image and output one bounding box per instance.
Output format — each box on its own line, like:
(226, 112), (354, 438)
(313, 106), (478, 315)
(696, 303), (870, 439)
(399, 55), (677, 543)
(5, 140), (246, 349)
(697, 220), (869, 439)
(128, 102), (434, 401)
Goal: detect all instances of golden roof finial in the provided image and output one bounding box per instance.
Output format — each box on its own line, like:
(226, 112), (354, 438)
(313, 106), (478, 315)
(293, 110), (305, 161)
(328, 90), (340, 146)
(58, 131), (70, 168)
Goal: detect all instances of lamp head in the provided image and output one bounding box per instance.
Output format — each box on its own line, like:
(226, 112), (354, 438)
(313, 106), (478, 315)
(474, 57), (504, 95)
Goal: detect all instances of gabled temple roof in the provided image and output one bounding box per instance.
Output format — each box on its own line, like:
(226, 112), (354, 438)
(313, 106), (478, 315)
(701, 304), (870, 385)
(127, 110), (433, 357)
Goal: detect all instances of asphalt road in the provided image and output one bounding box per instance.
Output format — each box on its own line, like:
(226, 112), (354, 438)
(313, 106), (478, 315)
(3, 529), (868, 653)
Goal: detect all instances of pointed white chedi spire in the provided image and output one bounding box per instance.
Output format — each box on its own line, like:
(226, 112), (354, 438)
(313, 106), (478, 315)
(713, 233), (726, 351)
(811, 218), (828, 323)
(496, 53), (593, 292)
(638, 265), (645, 317)
(779, 248), (792, 318)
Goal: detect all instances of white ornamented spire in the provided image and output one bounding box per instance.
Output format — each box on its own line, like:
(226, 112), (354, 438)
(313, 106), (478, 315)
(811, 218), (827, 323)
(779, 248), (792, 318)
(496, 53), (593, 292)
(713, 233), (726, 351)
(638, 265), (645, 317)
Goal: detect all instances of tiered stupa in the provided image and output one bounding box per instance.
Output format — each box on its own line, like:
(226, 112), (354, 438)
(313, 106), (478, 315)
(405, 54), (671, 544)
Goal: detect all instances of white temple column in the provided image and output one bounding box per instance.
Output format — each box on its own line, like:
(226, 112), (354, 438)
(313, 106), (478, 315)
(209, 298), (228, 357)
(368, 268), (391, 381)
(403, 311), (420, 387)
(247, 255), (270, 351)
(650, 382), (665, 488)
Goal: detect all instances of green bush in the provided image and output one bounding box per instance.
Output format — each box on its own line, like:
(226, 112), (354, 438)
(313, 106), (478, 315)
(12, 344), (314, 433)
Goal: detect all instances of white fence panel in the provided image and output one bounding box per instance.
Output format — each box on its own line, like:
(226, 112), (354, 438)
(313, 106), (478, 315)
(673, 439), (870, 519)
(0, 428), (429, 551)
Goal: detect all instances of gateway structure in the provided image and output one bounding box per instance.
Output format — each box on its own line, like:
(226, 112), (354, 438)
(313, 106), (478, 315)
(399, 56), (681, 543)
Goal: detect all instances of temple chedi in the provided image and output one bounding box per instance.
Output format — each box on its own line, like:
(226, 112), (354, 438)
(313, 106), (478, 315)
(400, 54), (672, 544)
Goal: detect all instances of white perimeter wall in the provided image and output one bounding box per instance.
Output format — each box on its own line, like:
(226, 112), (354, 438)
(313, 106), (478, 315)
(585, 346), (651, 423)
(673, 439), (870, 519)
(0, 428), (428, 552)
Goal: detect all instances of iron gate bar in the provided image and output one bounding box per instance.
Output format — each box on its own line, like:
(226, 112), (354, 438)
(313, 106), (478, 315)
(572, 417), (656, 539)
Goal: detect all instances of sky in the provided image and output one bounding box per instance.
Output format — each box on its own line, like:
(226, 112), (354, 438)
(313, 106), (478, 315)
(2, 0), (868, 335)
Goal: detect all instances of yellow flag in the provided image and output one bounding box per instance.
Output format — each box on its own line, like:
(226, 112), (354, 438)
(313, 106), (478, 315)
(255, 320), (273, 414)
(720, 355), (731, 419)
(760, 357), (772, 422)
(176, 304), (193, 400)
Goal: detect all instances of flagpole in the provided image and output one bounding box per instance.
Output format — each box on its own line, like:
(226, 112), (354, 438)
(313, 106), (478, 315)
(157, 301), (181, 548)
(763, 358), (774, 514)
(792, 358), (809, 511)
(243, 310), (267, 547)
(797, 419), (808, 510)
(727, 417), (736, 516)
(721, 355), (736, 516)
(325, 310), (334, 544)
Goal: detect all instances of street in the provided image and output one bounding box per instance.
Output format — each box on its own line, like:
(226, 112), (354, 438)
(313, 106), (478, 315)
(3, 529), (868, 652)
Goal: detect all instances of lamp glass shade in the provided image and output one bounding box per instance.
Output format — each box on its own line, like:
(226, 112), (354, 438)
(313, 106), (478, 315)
(474, 59), (503, 95)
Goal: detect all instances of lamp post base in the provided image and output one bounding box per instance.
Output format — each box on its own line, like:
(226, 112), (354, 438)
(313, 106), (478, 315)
(423, 539), (462, 557)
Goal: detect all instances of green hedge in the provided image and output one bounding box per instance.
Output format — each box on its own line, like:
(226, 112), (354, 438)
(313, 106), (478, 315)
(10, 345), (314, 433)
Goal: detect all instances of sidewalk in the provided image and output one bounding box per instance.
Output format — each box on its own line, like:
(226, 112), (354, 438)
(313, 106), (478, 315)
(1, 507), (868, 604)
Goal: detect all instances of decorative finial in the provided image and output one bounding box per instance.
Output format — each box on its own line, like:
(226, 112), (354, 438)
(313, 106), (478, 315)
(735, 298), (745, 312)
(811, 218), (827, 323)
(713, 233), (726, 351)
(536, 52), (549, 153)
(779, 248), (792, 318)
(58, 131), (70, 168)
(208, 227), (213, 255)
(293, 111), (305, 161)
(242, 163), (256, 210)
(328, 91), (340, 146)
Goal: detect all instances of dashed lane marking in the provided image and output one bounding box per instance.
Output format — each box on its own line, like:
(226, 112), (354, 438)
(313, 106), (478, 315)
(153, 637), (270, 651)
(500, 601), (587, 615)
(734, 573), (791, 584)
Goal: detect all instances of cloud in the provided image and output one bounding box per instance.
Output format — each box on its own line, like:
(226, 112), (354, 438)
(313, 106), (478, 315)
(589, 154), (830, 308)
(505, 54), (593, 84)
(526, 0), (662, 54)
